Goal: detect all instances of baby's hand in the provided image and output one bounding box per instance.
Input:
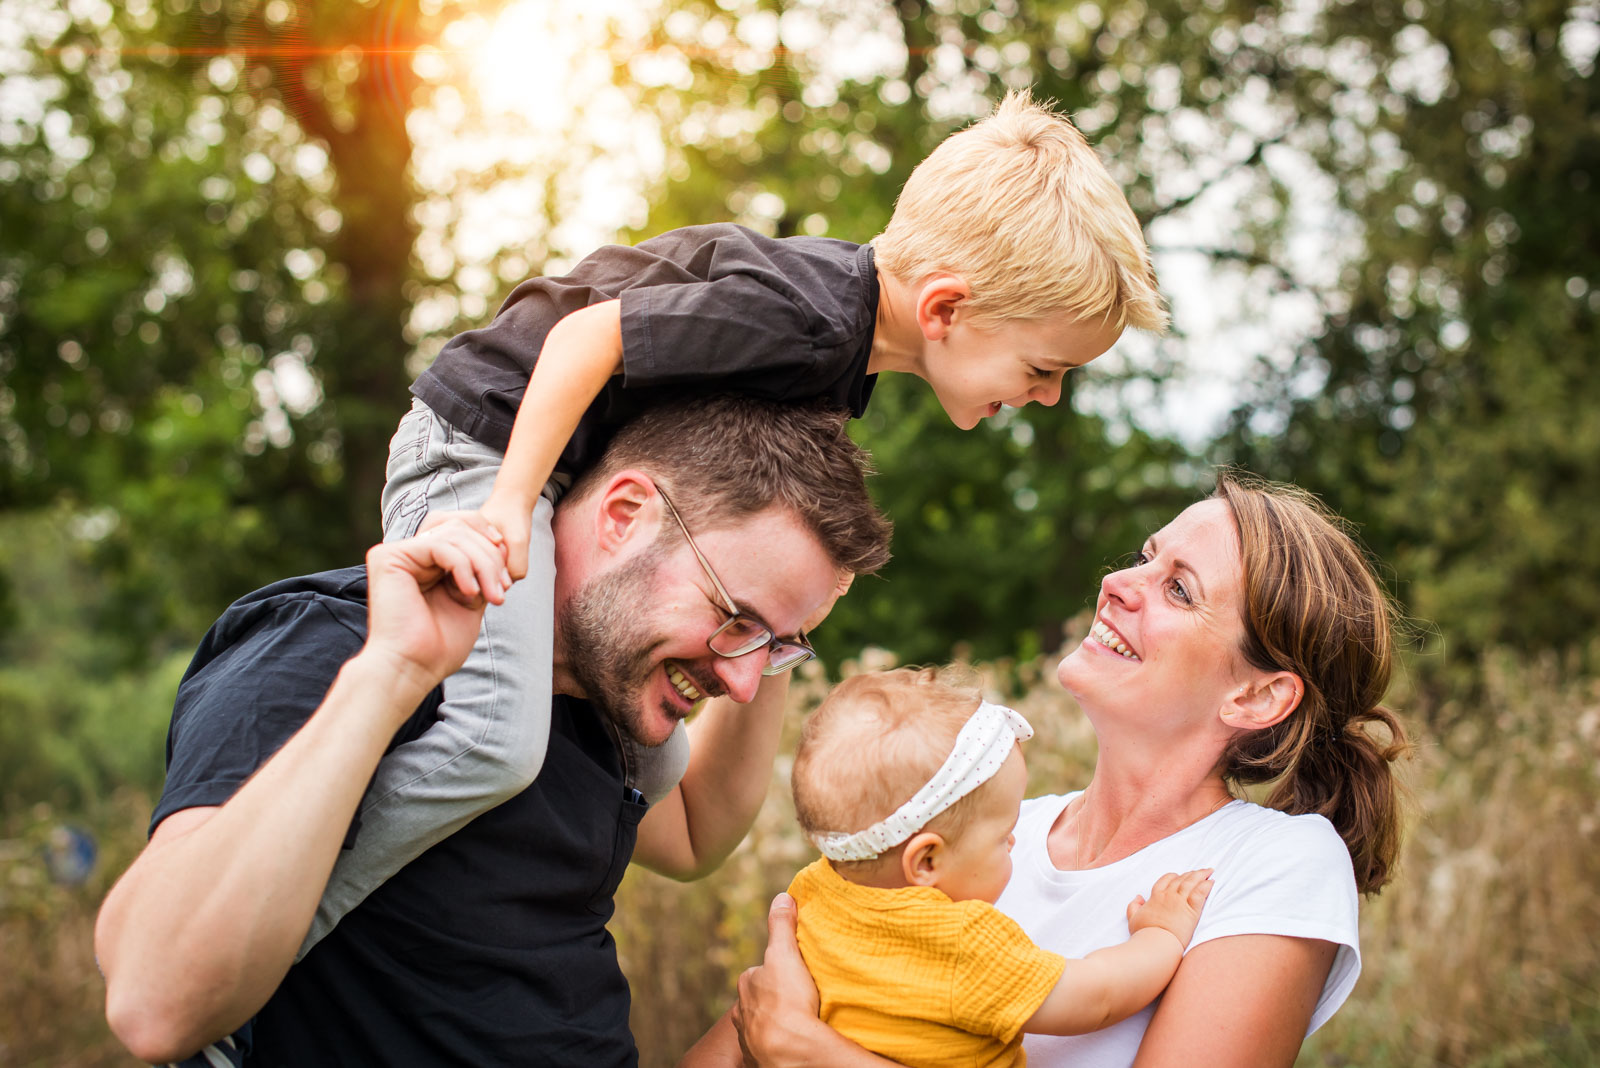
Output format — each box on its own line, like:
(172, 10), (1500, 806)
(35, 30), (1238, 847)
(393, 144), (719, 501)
(1126, 869), (1213, 949)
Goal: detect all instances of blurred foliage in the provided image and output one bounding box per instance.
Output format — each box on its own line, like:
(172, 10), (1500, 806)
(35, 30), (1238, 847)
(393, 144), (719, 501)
(1208, 0), (1600, 665)
(4, 0), (1596, 673)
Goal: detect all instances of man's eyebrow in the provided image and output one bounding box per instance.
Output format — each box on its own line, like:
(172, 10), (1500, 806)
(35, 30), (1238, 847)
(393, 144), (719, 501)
(730, 598), (788, 637)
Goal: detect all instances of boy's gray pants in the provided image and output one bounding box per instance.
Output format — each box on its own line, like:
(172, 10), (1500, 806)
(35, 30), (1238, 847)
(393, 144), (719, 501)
(297, 400), (687, 959)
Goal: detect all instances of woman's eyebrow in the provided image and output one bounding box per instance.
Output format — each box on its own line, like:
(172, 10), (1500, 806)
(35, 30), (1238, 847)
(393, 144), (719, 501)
(1148, 537), (1207, 599)
(1171, 558), (1206, 600)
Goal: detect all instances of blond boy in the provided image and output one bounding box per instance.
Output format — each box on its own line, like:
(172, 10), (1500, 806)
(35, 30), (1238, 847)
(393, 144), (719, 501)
(305, 93), (1170, 954)
(787, 668), (1210, 1067)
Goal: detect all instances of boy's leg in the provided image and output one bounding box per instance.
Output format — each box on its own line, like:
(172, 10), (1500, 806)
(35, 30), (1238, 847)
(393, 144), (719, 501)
(298, 401), (555, 958)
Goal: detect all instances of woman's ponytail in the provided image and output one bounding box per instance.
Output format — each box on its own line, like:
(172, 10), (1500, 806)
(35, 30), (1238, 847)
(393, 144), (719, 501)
(1216, 474), (1413, 894)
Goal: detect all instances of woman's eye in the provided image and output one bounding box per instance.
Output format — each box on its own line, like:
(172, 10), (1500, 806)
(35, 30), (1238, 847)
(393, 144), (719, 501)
(1170, 579), (1192, 605)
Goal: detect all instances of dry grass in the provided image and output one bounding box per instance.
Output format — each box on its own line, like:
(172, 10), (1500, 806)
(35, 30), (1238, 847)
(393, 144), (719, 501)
(5, 653), (1596, 1067)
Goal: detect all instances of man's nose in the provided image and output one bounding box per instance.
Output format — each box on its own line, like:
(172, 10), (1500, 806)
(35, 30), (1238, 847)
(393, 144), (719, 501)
(711, 650), (767, 703)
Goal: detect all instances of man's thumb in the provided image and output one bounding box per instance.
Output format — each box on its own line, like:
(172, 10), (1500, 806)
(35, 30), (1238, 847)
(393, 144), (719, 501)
(765, 892), (798, 952)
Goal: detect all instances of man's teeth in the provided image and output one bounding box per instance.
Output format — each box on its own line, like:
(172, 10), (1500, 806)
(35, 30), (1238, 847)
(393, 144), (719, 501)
(1091, 620), (1140, 661)
(666, 663), (704, 701)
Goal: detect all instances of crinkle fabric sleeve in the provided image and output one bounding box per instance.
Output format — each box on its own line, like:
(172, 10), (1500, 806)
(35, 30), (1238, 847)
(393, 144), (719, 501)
(951, 902), (1068, 1043)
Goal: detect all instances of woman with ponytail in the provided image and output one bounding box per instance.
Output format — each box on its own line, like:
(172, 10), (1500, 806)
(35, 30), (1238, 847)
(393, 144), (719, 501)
(700, 472), (1410, 1068)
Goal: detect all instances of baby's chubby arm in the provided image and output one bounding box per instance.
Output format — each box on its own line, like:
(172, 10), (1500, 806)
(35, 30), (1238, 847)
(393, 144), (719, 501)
(478, 299), (623, 578)
(1022, 869), (1213, 1036)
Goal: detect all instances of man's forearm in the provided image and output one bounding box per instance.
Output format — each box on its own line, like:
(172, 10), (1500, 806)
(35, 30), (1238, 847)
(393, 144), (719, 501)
(96, 652), (433, 1062)
(633, 673), (791, 879)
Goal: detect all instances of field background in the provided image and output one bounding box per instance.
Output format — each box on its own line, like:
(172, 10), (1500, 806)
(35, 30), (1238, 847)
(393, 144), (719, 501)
(3, 0), (1598, 1064)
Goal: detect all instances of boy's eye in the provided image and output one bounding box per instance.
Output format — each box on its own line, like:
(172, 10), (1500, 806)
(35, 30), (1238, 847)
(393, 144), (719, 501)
(1028, 365), (1052, 380)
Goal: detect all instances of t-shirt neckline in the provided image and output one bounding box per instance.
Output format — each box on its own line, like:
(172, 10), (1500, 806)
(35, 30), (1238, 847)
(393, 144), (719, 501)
(1025, 791), (1248, 885)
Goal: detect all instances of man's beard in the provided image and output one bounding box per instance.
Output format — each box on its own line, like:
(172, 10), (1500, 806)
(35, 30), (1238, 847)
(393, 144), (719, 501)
(556, 544), (676, 747)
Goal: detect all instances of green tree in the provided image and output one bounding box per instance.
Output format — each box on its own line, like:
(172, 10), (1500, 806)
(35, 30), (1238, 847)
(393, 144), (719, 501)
(1211, 0), (1600, 661)
(1, 0), (424, 659)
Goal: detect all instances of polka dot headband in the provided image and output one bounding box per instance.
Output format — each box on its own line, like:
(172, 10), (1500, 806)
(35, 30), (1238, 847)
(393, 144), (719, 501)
(810, 700), (1033, 862)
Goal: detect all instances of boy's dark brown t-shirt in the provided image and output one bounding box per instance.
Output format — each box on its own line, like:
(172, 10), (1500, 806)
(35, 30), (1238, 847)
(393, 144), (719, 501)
(411, 222), (881, 477)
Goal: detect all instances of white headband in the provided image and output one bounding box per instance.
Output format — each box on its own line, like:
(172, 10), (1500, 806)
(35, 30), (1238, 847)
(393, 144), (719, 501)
(810, 700), (1033, 862)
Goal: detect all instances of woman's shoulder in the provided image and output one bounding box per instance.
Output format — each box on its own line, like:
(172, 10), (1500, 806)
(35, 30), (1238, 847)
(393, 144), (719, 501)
(1203, 800), (1350, 867)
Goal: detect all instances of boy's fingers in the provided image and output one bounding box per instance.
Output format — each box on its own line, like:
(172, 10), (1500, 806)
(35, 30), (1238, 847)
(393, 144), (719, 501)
(1151, 872), (1178, 895)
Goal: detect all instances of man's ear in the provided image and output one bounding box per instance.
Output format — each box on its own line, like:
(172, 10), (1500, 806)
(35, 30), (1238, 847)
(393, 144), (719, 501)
(1221, 671), (1304, 732)
(915, 274), (972, 341)
(900, 831), (944, 888)
(592, 470), (658, 555)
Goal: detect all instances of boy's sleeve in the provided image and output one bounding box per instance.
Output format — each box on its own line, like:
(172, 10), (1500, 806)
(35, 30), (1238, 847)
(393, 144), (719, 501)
(618, 276), (822, 398)
(950, 903), (1068, 1042)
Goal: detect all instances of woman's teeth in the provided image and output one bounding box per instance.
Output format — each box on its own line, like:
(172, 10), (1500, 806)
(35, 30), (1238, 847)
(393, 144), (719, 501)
(666, 663), (704, 701)
(1091, 620), (1140, 661)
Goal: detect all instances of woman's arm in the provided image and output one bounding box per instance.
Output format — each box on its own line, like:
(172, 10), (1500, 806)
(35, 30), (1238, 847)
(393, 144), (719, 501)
(1132, 934), (1336, 1068)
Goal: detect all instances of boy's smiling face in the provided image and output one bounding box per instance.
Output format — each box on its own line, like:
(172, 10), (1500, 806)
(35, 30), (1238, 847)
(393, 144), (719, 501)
(917, 309), (1124, 430)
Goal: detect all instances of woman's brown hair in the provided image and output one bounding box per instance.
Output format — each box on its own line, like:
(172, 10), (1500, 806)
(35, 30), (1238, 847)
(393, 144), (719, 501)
(1214, 472), (1411, 894)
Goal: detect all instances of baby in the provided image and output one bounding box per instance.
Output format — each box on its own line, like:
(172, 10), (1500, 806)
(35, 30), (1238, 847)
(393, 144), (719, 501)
(788, 668), (1212, 1067)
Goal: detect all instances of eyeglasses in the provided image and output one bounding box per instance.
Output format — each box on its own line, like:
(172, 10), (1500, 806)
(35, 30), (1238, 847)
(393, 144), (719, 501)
(657, 487), (817, 676)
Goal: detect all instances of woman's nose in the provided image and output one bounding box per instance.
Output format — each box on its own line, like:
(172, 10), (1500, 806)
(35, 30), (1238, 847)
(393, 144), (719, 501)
(1102, 564), (1144, 606)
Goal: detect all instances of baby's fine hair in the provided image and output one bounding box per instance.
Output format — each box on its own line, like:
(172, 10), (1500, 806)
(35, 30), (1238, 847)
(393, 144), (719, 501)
(873, 90), (1168, 333)
(792, 667), (997, 865)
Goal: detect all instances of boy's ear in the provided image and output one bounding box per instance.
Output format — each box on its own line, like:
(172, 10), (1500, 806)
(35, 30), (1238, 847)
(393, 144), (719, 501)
(916, 275), (972, 340)
(1221, 671), (1303, 732)
(900, 831), (945, 888)
(592, 470), (658, 556)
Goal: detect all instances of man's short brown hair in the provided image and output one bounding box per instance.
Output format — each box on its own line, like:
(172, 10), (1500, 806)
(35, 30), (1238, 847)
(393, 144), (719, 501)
(569, 395), (892, 577)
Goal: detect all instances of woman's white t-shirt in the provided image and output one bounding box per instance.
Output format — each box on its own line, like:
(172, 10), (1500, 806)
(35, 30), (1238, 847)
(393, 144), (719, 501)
(995, 793), (1361, 1068)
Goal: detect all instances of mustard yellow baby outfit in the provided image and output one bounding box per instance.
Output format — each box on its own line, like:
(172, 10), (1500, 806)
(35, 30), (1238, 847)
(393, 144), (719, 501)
(787, 858), (1066, 1068)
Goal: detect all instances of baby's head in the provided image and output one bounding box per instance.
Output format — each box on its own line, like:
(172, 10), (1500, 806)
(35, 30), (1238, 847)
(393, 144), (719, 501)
(792, 667), (1029, 903)
(874, 90), (1168, 337)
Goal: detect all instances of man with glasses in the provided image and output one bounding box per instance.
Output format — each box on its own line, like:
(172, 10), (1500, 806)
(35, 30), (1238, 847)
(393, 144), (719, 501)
(96, 396), (892, 1067)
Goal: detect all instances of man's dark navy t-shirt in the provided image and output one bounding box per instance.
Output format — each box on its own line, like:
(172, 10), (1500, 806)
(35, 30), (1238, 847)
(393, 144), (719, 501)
(153, 568), (646, 1067)
(411, 223), (880, 471)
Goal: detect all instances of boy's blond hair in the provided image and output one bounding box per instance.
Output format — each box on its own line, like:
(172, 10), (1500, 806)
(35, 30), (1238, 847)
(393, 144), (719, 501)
(873, 90), (1168, 333)
(792, 667), (1000, 871)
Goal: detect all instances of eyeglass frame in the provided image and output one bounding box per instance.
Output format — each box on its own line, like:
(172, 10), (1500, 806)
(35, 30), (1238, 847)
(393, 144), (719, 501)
(656, 486), (817, 676)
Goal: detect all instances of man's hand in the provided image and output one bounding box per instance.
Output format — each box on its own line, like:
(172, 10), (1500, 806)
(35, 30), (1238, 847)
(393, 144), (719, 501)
(1126, 869), (1214, 949)
(731, 893), (823, 1066)
(365, 516), (510, 693)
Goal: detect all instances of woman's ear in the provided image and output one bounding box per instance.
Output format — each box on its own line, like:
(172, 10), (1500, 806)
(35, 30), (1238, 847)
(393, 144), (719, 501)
(900, 832), (945, 888)
(593, 470), (657, 555)
(1222, 671), (1303, 731)
(915, 275), (972, 340)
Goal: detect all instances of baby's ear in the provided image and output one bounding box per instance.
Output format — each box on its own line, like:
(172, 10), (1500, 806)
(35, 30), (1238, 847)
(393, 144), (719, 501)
(900, 832), (944, 887)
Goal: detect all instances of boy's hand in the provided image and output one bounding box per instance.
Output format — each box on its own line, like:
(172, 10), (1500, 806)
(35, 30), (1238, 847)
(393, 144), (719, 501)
(474, 493), (534, 580)
(1126, 869), (1213, 949)
(364, 517), (510, 692)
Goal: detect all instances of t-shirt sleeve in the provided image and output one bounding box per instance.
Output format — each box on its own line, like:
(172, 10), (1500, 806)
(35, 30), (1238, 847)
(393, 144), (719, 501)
(951, 902), (1068, 1043)
(618, 275), (820, 397)
(151, 596), (367, 835)
(1193, 812), (1363, 1034)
